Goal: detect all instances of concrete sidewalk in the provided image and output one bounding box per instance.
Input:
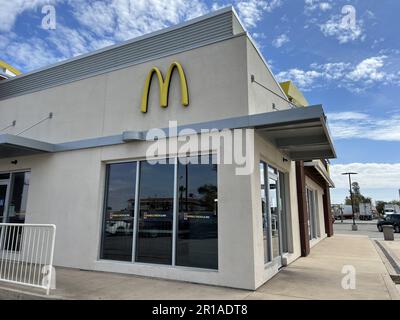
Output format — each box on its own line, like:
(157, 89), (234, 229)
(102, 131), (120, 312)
(0, 235), (398, 300)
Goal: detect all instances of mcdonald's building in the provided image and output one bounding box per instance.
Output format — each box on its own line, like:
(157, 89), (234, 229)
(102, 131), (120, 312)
(0, 7), (336, 290)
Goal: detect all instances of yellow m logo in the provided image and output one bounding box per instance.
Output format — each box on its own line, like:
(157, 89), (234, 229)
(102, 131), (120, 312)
(140, 61), (189, 113)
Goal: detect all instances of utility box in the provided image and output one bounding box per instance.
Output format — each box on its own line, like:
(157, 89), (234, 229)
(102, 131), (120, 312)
(383, 225), (394, 241)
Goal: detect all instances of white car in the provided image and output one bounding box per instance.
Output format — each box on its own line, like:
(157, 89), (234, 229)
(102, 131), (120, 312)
(106, 221), (130, 235)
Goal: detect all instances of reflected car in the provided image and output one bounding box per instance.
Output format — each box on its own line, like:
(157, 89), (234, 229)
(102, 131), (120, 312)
(377, 214), (400, 233)
(106, 221), (132, 235)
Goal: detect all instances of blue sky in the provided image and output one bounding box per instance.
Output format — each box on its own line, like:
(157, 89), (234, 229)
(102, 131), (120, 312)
(1, 0), (399, 204)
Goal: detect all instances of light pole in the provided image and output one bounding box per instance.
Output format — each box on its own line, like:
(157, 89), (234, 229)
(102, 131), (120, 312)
(342, 172), (358, 231)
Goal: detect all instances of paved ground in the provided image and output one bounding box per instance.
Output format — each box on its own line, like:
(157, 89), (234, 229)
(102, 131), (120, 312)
(0, 234), (397, 300)
(334, 220), (400, 239)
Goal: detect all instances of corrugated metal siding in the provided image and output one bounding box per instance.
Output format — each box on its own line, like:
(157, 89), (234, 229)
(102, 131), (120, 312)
(0, 11), (234, 100)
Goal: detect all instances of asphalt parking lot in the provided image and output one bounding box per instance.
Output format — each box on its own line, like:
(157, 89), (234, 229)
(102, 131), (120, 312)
(333, 220), (400, 240)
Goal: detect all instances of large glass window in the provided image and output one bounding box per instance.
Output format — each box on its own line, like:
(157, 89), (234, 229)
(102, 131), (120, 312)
(100, 156), (219, 269)
(101, 162), (136, 261)
(176, 155), (218, 269)
(135, 161), (175, 265)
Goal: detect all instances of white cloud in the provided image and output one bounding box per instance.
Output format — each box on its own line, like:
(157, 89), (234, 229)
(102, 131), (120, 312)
(236, 0), (283, 28)
(275, 69), (322, 90)
(272, 33), (289, 48)
(346, 56), (386, 82)
(330, 163), (400, 189)
(327, 112), (400, 141)
(304, 0), (332, 12)
(1, 0), (211, 71)
(276, 56), (400, 91)
(327, 112), (369, 121)
(69, 0), (209, 42)
(4, 38), (62, 71)
(320, 14), (365, 44)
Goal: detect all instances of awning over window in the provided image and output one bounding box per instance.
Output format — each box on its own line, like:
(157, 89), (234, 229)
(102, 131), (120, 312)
(254, 105), (336, 161)
(0, 105), (336, 162)
(0, 134), (55, 158)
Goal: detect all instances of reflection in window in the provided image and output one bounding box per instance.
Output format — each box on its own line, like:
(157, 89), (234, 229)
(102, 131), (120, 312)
(260, 162), (270, 263)
(136, 161), (175, 265)
(176, 155), (218, 269)
(101, 162), (136, 261)
(279, 172), (289, 253)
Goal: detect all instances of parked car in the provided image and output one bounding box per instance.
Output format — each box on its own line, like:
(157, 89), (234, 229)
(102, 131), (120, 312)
(384, 204), (400, 216)
(377, 214), (400, 233)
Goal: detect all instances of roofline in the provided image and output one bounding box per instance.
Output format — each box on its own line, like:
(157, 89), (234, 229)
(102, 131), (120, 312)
(1, 6), (235, 84)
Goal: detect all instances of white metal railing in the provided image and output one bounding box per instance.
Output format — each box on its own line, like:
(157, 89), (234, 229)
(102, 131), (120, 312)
(0, 223), (56, 295)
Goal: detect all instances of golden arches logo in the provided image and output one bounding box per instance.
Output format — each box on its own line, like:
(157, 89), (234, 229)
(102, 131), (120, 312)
(140, 61), (189, 113)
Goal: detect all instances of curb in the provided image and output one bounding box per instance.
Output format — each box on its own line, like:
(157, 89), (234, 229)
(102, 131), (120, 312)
(372, 240), (400, 300)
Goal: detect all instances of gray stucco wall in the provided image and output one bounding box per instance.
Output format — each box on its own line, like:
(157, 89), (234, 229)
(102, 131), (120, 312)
(246, 38), (290, 115)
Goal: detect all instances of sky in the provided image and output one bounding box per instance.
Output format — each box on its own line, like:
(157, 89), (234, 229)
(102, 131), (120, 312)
(0, 0), (399, 204)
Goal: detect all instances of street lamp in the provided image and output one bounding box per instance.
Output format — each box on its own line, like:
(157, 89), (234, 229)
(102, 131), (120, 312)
(342, 172), (358, 231)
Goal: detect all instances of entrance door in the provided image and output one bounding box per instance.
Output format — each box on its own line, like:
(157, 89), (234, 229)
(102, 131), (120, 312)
(0, 182), (9, 223)
(268, 174), (281, 261)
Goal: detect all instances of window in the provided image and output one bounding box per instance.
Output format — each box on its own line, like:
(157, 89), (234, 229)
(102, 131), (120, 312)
(306, 188), (319, 240)
(176, 155), (218, 269)
(101, 162), (136, 261)
(135, 161), (175, 265)
(100, 156), (219, 269)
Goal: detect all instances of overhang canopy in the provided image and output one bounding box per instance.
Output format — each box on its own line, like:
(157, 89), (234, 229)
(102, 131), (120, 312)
(254, 106), (336, 160)
(123, 104), (336, 161)
(0, 105), (336, 162)
(0, 134), (55, 158)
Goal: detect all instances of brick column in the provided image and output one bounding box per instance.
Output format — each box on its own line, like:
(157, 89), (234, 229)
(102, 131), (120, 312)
(323, 182), (334, 237)
(296, 161), (310, 257)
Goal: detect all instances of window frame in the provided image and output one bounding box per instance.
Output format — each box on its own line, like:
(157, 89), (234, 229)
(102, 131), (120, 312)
(259, 161), (289, 266)
(98, 153), (219, 271)
(0, 170), (31, 224)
